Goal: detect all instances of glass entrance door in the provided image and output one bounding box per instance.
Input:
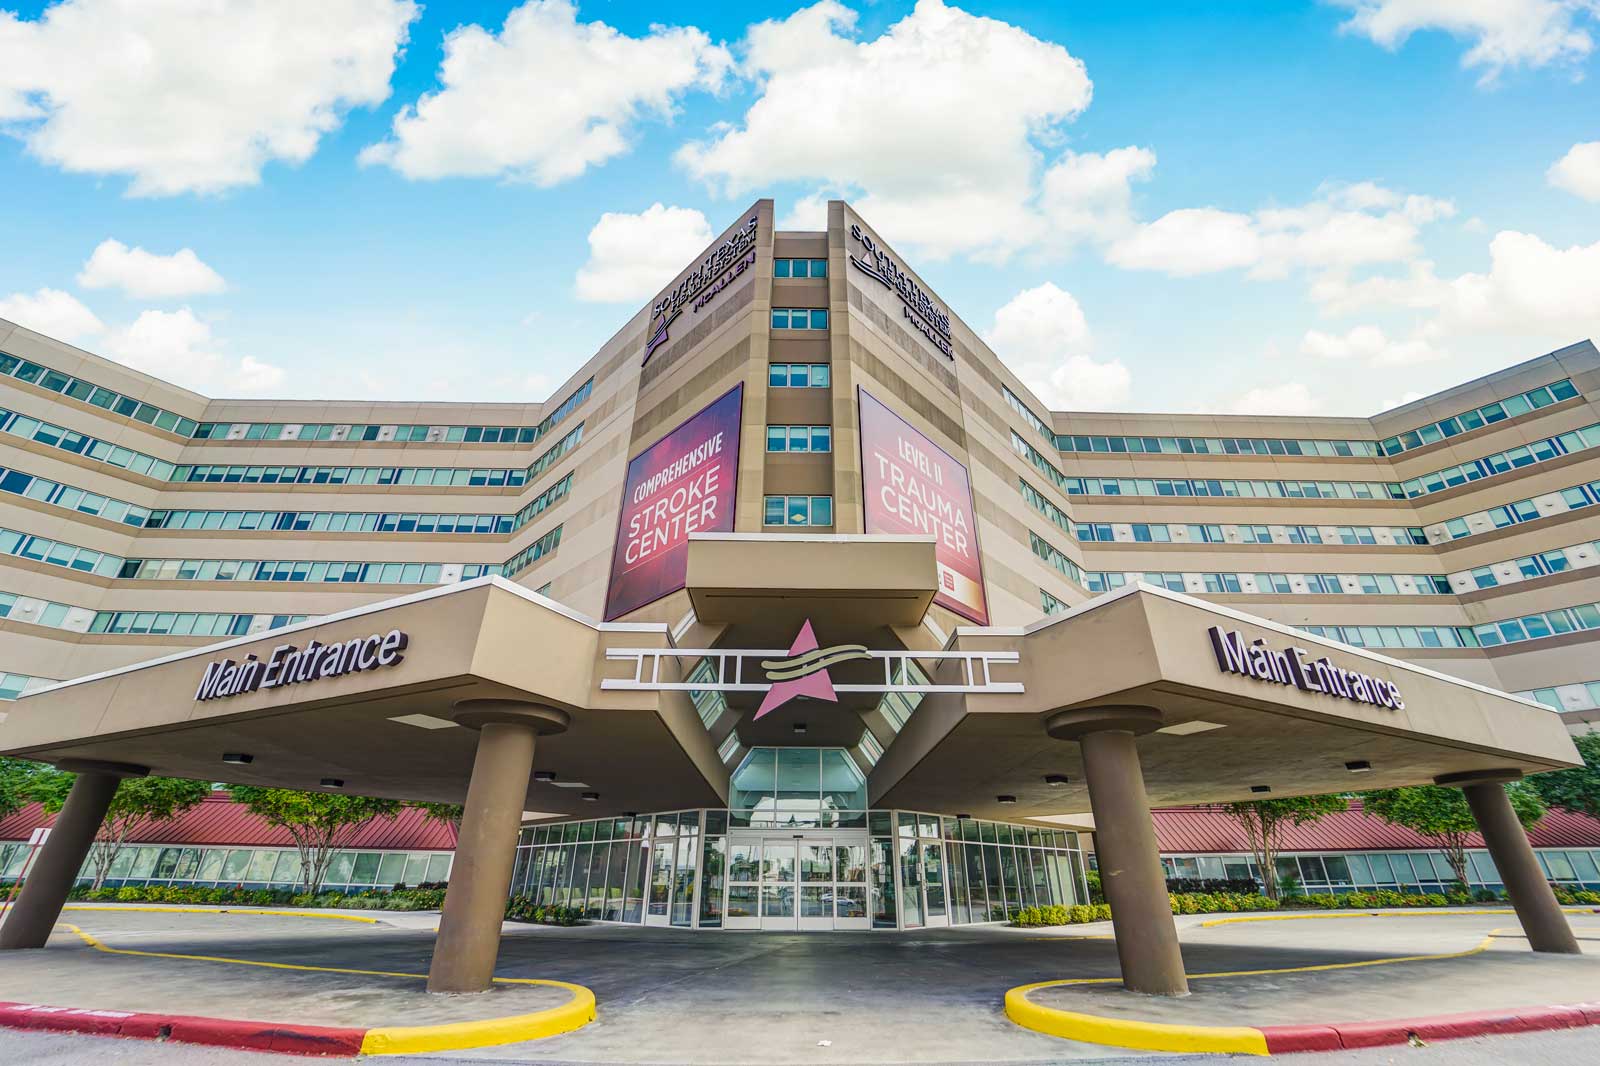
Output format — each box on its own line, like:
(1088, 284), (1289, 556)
(722, 832), (871, 931)
(760, 837), (797, 930)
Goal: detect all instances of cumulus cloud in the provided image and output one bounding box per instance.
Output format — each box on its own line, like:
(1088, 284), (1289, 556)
(0, 288), (105, 342)
(1548, 141), (1600, 201)
(1300, 324), (1445, 366)
(1228, 382), (1322, 416)
(1038, 146), (1157, 248)
(1333, 0), (1595, 82)
(77, 239), (226, 299)
(362, 0), (730, 184)
(984, 283), (1131, 410)
(1106, 183), (1453, 279)
(102, 308), (283, 395)
(0, 0), (418, 196)
(678, 0), (1093, 260)
(574, 204), (714, 303)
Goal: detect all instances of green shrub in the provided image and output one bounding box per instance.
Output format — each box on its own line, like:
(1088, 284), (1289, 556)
(1084, 870), (1103, 904)
(504, 896), (583, 925)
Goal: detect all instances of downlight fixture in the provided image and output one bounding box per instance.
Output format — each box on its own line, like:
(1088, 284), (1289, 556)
(1250, 785), (1272, 794)
(997, 795), (1017, 805)
(581, 792), (600, 802)
(533, 770), (557, 783)
(222, 753), (253, 765)
(1345, 760), (1372, 773)
(321, 778), (345, 789)
(1044, 774), (1070, 787)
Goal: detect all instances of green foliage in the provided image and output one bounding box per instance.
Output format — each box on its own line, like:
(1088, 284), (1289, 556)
(505, 896), (584, 925)
(1083, 870), (1103, 904)
(1219, 794), (1348, 899)
(66, 883), (448, 910)
(227, 786), (401, 895)
(1005, 885), (1575, 926)
(83, 777), (212, 889)
(410, 802), (464, 832)
(1529, 732), (1600, 821)
(1361, 783), (1544, 886)
(0, 757), (72, 818)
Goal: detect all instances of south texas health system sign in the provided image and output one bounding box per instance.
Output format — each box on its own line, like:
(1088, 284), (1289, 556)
(605, 384), (742, 620)
(859, 388), (988, 624)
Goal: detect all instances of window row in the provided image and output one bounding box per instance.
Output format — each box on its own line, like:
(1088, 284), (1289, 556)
(1467, 601), (1600, 648)
(502, 524), (564, 576)
(1295, 623), (1478, 649)
(1400, 424), (1600, 499)
(1, 350), (200, 436)
(120, 559), (504, 586)
(1450, 539), (1600, 593)
(766, 425), (832, 452)
(0, 590), (306, 637)
(1056, 432), (1378, 458)
(763, 495), (834, 526)
(1040, 588), (1072, 616)
(0, 526), (124, 576)
(1164, 846), (1600, 892)
(1520, 679), (1600, 715)
(0, 670), (54, 700)
(2, 405), (180, 480)
(1029, 531), (1089, 587)
(1428, 480), (1600, 544)
(1380, 379), (1580, 456)
(1002, 385), (1054, 440)
(193, 379), (591, 445)
(1087, 570), (1453, 597)
(0, 465), (151, 528)
(767, 362), (831, 388)
(771, 308), (829, 330)
(1074, 520), (1427, 547)
(774, 258), (828, 278)
(0, 843), (453, 891)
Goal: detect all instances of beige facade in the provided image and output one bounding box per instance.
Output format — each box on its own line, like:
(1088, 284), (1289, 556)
(3, 198), (1595, 990)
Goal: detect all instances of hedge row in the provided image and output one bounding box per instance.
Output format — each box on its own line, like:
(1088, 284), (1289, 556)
(1012, 887), (1600, 927)
(64, 883), (448, 911)
(504, 896), (585, 926)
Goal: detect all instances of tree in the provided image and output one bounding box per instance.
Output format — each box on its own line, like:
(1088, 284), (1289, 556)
(228, 786), (401, 895)
(410, 802), (463, 836)
(1529, 732), (1600, 821)
(1361, 784), (1545, 888)
(0, 757), (72, 820)
(1219, 794), (1348, 899)
(37, 776), (212, 890)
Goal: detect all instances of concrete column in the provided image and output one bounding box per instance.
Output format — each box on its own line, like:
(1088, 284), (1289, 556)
(1438, 769), (1580, 955)
(428, 699), (569, 994)
(1048, 706), (1188, 997)
(0, 759), (146, 950)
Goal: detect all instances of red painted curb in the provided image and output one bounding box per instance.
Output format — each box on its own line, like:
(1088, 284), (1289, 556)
(0, 1000), (367, 1056)
(1260, 1002), (1598, 1053)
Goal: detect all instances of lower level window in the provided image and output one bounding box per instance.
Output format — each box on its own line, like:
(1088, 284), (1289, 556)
(767, 425), (831, 452)
(765, 495), (833, 526)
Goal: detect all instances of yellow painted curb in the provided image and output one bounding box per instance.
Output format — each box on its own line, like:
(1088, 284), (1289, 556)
(1200, 907), (1596, 928)
(1005, 982), (1268, 1055)
(54, 921), (598, 1054)
(62, 905), (378, 923)
(359, 982), (596, 1055)
(1005, 933), (1498, 1053)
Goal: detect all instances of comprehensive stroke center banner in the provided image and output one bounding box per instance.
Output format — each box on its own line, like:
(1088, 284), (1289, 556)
(605, 384), (743, 619)
(858, 386), (989, 624)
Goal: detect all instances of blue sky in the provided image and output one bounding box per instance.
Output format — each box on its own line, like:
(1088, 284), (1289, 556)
(1, 0), (1596, 415)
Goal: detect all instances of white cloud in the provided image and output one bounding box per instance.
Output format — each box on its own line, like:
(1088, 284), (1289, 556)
(0, 0), (418, 196)
(984, 283), (1131, 410)
(102, 308), (283, 395)
(1107, 208), (1261, 276)
(1228, 382), (1322, 416)
(1333, 0), (1595, 82)
(1548, 141), (1600, 201)
(678, 0), (1093, 260)
(1300, 324), (1445, 366)
(362, 0), (730, 184)
(574, 204), (714, 304)
(1313, 230), (1600, 337)
(77, 239), (226, 299)
(0, 288), (105, 342)
(1038, 146), (1157, 248)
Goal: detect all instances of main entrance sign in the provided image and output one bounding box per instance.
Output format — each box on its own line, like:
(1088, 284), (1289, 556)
(644, 215), (759, 365)
(195, 629), (409, 702)
(605, 384), (743, 620)
(1208, 626), (1405, 710)
(848, 223), (953, 359)
(858, 388), (989, 624)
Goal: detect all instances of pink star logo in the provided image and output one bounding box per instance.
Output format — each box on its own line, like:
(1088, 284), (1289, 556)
(755, 620), (839, 720)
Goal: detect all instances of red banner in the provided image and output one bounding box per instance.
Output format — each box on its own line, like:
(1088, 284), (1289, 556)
(604, 384), (743, 620)
(858, 387), (989, 624)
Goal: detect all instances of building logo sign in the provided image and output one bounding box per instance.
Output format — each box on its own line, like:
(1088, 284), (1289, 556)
(848, 223), (953, 359)
(603, 622), (1020, 704)
(643, 216), (759, 365)
(859, 388), (989, 624)
(1208, 626), (1405, 710)
(195, 629), (409, 702)
(604, 384), (742, 620)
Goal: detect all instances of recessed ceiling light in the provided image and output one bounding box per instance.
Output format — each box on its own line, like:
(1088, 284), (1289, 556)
(388, 713), (457, 730)
(1157, 720), (1226, 736)
(321, 778), (344, 788)
(997, 795), (1017, 805)
(222, 753), (253, 765)
(1345, 760), (1372, 773)
(533, 770), (557, 782)
(550, 781), (592, 789)
(793, 722), (808, 735)
(581, 792), (600, 802)
(1044, 774), (1070, 787)
(956, 813), (971, 820)
(1250, 785), (1272, 794)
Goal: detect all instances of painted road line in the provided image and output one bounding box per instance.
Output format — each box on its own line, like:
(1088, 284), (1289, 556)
(62, 905), (379, 923)
(42, 921), (598, 1056)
